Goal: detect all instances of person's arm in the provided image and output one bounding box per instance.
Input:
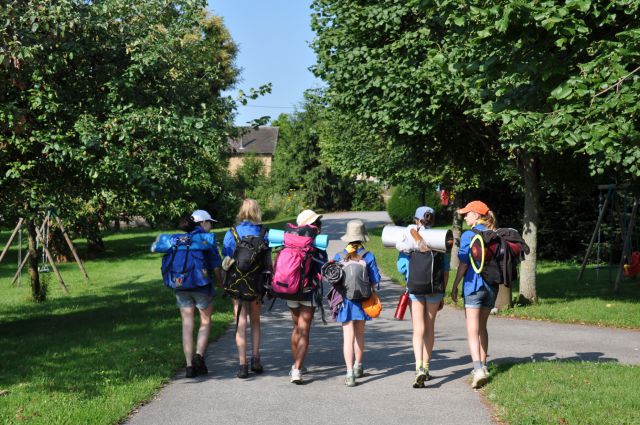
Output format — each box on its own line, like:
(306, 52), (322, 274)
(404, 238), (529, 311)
(451, 231), (471, 303)
(364, 252), (381, 287)
(450, 263), (467, 303)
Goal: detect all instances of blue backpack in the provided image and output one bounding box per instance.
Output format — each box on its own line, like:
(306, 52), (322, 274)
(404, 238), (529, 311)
(161, 233), (213, 289)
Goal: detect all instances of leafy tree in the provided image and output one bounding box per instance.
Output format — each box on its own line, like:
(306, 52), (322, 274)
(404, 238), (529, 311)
(312, 0), (640, 303)
(0, 0), (238, 300)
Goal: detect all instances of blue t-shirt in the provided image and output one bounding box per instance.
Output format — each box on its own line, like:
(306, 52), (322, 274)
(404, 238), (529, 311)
(458, 223), (491, 296)
(222, 221), (269, 258)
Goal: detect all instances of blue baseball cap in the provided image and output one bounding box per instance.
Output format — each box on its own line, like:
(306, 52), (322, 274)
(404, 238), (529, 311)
(414, 206), (435, 220)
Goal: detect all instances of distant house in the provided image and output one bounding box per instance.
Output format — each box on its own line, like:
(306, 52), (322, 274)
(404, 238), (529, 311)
(227, 126), (279, 174)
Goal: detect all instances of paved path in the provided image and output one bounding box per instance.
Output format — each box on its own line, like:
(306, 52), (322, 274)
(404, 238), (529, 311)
(128, 211), (640, 425)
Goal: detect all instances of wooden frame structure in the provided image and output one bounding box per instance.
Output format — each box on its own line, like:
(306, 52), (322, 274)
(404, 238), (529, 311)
(577, 184), (638, 292)
(0, 212), (89, 293)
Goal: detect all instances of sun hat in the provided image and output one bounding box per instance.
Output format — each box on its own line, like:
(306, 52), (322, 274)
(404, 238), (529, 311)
(414, 206), (435, 220)
(340, 219), (370, 243)
(457, 201), (490, 216)
(296, 209), (322, 226)
(191, 209), (217, 223)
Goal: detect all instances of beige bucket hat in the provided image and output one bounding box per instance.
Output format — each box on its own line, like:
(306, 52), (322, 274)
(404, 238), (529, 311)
(340, 219), (370, 243)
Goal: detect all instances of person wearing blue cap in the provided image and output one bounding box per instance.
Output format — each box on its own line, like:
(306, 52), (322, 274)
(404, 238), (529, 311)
(396, 206), (450, 388)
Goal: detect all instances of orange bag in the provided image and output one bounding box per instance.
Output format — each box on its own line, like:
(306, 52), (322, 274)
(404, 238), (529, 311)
(362, 291), (382, 318)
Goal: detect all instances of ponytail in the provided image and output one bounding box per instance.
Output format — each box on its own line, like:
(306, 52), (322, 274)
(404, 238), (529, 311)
(420, 212), (435, 229)
(478, 210), (497, 230)
(178, 215), (197, 232)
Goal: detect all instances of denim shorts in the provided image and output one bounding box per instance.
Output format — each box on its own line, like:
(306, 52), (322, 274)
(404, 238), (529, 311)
(464, 285), (498, 309)
(175, 290), (214, 309)
(409, 293), (444, 304)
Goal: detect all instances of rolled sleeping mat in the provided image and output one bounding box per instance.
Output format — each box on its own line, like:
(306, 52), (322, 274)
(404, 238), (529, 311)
(150, 233), (217, 253)
(267, 229), (329, 250)
(381, 225), (454, 252)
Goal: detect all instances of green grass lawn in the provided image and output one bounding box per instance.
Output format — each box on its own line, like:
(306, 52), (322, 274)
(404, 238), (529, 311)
(367, 227), (640, 329)
(0, 218), (292, 425)
(484, 361), (640, 425)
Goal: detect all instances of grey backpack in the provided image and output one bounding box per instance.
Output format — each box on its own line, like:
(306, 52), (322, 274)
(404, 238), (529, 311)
(341, 253), (372, 301)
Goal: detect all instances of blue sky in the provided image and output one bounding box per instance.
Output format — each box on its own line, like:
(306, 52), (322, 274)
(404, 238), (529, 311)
(208, 1), (323, 125)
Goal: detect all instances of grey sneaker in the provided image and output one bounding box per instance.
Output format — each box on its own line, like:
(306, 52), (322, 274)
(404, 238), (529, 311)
(471, 368), (488, 389)
(354, 364), (363, 378)
(413, 368), (427, 388)
(290, 368), (303, 384)
(345, 375), (356, 387)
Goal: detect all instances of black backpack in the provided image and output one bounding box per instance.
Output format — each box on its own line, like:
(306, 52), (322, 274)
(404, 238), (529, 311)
(469, 228), (530, 287)
(223, 226), (270, 301)
(407, 251), (445, 295)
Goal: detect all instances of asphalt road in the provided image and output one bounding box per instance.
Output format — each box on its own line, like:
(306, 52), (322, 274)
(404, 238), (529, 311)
(127, 211), (640, 425)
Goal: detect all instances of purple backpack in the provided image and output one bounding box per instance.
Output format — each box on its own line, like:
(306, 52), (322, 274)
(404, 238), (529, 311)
(271, 224), (317, 299)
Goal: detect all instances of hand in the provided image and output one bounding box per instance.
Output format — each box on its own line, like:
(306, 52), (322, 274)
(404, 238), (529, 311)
(417, 239), (431, 253)
(438, 298), (444, 311)
(221, 256), (235, 271)
(451, 285), (459, 303)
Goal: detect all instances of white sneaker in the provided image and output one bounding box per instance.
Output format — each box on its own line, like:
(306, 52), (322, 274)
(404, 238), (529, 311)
(290, 368), (303, 385)
(289, 365), (308, 375)
(471, 368), (488, 389)
(483, 365), (490, 376)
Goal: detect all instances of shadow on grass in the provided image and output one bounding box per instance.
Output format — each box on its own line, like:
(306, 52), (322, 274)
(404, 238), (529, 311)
(0, 279), (233, 399)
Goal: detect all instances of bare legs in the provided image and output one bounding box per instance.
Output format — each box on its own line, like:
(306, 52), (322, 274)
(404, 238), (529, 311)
(465, 307), (491, 363)
(410, 300), (440, 366)
(290, 306), (313, 369)
(342, 320), (366, 370)
(233, 299), (262, 365)
(179, 303), (213, 366)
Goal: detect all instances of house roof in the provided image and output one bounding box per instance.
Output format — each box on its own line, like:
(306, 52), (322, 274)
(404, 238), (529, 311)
(228, 126), (279, 155)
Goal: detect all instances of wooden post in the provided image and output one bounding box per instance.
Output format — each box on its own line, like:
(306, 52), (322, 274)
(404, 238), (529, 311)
(0, 218), (24, 264)
(55, 217), (89, 282)
(615, 197), (638, 292)
(34, 224), (69, 294)
(577, 192), (610, 281)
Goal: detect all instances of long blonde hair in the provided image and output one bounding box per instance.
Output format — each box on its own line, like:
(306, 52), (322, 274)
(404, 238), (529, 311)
(236, 198), (262, 224)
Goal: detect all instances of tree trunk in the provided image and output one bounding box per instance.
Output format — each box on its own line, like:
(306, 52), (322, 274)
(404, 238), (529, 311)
(450, 199), (463, 270)
(518, 153), (539, 305)
(27, 219), (46, 302)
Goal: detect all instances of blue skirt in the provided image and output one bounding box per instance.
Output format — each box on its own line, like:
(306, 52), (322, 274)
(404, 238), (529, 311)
(336, 298), (371, 323)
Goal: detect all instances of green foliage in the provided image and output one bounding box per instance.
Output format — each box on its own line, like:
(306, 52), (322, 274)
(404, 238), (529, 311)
(0, 228), (234, 424)
(386, 185), (423, 225)
(486, 362), (640, 425)
(350, 181), (385, 211)
(302, 165), (354, 211)
(0, 0), (238, 233)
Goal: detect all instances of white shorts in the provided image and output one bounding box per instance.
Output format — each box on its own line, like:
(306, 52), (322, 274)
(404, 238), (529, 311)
(286, 299), (313, 309)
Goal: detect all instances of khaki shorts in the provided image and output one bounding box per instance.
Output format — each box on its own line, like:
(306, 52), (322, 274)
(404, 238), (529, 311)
(286, 299), (313, 309)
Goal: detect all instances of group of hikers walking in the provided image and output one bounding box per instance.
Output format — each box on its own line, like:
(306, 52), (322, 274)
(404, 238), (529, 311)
(156, 198), (527, 390)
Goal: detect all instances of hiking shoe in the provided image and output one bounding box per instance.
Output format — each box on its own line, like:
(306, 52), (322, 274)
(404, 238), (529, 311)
(192, 353), (208, 375)
(250, 357), (264, 374)
(237, 364), (249, 379)
(290, 365), (308, 375)
(290, 368), (303, 385)
(354, 364), (364, 378)
(471, 368), (488, 389)
(345, 375), (356, 387)
(185, 366), (196, 378)
(413, 368), (427, 388)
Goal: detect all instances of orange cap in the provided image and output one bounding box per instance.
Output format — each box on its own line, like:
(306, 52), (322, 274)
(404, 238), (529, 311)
(457, 200), (490, 215)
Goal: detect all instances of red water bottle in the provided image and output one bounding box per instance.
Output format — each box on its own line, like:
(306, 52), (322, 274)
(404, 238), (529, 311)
(394, 292), (409, 320)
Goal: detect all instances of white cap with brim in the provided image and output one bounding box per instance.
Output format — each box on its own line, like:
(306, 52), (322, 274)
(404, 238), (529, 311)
(414, 206), (435, 220)
(191, 209), (216, 223)
(296, 209), (322, 226)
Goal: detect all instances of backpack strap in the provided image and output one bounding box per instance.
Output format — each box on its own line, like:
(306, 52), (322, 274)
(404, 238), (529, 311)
(230, 226), (241, 244)
(258, 225), (268, 239)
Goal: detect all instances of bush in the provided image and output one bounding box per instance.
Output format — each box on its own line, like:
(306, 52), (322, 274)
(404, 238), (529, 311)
(351, 181), (385, 211)
(302, 166), (354, 211)
(387, 185), (423, 225)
